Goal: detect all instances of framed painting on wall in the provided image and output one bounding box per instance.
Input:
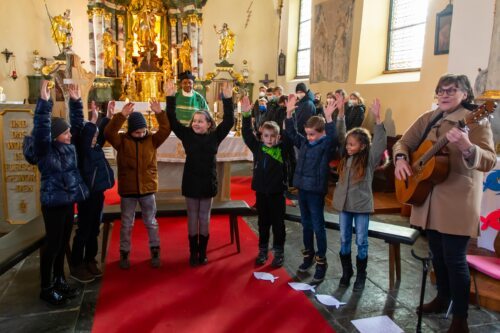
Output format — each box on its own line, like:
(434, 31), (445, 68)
(434, 4), (453, 55)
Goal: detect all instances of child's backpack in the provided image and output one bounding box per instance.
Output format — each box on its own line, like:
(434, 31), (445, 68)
(23, 135), (38, 165)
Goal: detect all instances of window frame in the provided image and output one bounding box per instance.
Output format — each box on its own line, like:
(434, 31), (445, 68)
(295, 0), (311, 79)
(385, 0), (426, 73)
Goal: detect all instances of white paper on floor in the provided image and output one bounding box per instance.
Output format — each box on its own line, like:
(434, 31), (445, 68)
(315, 294), (346, 308)
(351, 315), (404, 333)
(253, 272), (279, 283)
(288, 282), (316, 292)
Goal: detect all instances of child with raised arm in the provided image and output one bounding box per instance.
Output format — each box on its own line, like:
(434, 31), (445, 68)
(333, 97), (386, 291)
(165, 80), (234, 266)
(68, 86), (115, 282)
(104, 99), (170, 269)
(31, 80), (89, 305)
(241, 95), (289, 267)
(285, 94), (339, 283)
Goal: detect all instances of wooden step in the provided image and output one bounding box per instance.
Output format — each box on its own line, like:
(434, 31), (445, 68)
(469, 269), (500, 312)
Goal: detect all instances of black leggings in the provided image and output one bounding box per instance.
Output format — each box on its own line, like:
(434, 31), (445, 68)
(256, 192), (286, 250)
(40, 204), (74, 288)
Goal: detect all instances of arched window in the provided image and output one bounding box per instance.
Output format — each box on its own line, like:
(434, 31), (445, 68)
(296, 0), (311, 77)
(386, 0), (429, 72)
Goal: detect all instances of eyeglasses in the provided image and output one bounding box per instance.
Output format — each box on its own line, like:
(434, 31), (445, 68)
(436, 87), (460, 96)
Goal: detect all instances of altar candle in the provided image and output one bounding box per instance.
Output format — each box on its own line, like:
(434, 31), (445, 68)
(237, 101), (242, 114)
(213, 101), (218, 114)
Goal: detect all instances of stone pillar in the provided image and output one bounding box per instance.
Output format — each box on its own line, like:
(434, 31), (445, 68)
(117, 15), (126, 77)
(92, 8), (105, 77)
(198, 14), (204, 78)
(169, 16), (178, 80)
(189, 14), (199, 78)
(88, 10), (96, 73)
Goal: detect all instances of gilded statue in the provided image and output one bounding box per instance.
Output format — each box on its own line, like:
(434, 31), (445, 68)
(102, 28), (118, 70)
(178, 33), (192, 72)
(132, 8), (157, 51)
(51, 9), (73, 52)
(213, 23), (235, 61)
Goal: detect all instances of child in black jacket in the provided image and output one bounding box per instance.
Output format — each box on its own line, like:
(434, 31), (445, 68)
(166, 80), (234, 266)
(242, 95), (290, 267)
(68, 86), (114, 283)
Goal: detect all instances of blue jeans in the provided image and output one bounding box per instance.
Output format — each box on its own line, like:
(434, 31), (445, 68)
(427, 229), (470, 317)
(339, 211), (369, 259)
(298, 190), (327, 257)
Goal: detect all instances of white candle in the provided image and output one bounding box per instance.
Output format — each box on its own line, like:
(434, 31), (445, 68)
(213, 101), (218, 114)
(237, 101), (241, 114)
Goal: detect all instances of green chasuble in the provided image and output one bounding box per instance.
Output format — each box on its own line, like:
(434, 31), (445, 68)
(175, 90), (209, 125)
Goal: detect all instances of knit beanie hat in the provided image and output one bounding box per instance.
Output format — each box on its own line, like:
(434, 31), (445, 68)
(128, 112), (147, 133)
(295, 82), (307, 93)
(51, 117), (70, 139)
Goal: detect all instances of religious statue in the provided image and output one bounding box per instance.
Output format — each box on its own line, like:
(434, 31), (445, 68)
(132, 7), (157, 51)
(213, 23), (235, 61)
(177, 33), (192, 72)
(102, 28), (118, 70)
(51, 9), (73, 52)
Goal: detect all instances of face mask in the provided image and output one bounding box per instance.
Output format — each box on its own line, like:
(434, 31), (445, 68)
(314, 99), (320, 103)
(258, 105), (267, 112)
(268, 96), (276, 102)
(258, 92), (266, 98)
(296, 92), (306, 100)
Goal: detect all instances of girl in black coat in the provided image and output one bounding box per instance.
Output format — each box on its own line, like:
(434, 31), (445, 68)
(166, 81), (234, 266)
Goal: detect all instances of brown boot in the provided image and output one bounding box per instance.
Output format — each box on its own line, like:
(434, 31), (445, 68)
(416, 296), (449, 314)
(447, 315), (469, 333)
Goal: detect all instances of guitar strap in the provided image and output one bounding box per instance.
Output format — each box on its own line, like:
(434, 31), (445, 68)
(416, 111), (444, 148)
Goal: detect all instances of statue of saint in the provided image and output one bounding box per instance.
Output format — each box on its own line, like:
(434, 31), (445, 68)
(51, 9), (73, 52)
(213, 23), (235, 61)
(177, 33), (192, 72)
(102, 29), (118, 70)
(132, 9), (157, 51)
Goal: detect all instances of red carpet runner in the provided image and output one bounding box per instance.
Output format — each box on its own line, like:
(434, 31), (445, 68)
(93, 177), (333, 333)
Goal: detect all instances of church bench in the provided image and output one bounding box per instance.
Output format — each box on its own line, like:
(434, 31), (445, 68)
(284, 206), (419, 289)
(101, 200), (256, 263)
(0, 216), (45, 276)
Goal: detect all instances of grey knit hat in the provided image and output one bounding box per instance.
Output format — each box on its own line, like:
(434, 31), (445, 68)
(51, 117), (70, 139)
(128, 112), (147, 133)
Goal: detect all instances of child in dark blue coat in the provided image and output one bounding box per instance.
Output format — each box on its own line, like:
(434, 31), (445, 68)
(68, 85), (114, 283)
(31, 80), (89, 305)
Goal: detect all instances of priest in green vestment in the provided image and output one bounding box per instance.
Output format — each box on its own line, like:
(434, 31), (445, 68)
(175, 71), (209, 125)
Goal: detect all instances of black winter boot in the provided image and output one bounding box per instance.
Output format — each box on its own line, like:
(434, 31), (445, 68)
(353, 256), (368, 291)
(189, 235), (199, 267)
(298, 249), (314, 272)
(312, 256), (328, 283)
(271, 248), (284, 268)
(339, 253), (354, 288)
(54, 276), (81, 299)
(40, 286), (66, 306)
(255, 247), (268, 266)
(198, 234), (209, 265)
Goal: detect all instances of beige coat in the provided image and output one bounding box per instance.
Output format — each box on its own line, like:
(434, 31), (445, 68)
(393, 106), (496, 237)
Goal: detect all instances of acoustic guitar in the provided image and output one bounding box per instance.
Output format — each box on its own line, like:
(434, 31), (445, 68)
(395, 101), (495, 205)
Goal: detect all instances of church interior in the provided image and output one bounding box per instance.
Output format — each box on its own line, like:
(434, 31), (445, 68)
(0, 0), (499, 332)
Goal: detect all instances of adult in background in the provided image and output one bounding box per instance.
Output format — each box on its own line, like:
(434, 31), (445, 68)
(175, 71), (208, 125)
(294, 82), (316, 136)
(393, 74), (496, 333)
(335, 89), (364, 131)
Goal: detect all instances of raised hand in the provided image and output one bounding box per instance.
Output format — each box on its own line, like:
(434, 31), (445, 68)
(286, 93), (297, 118)
(90, 106), (98, 124)
(106, 100), (115, 118)
(370, 98), (382, 124)
(334, 95), (345, 117)
(324, 98), (335, 122)
(40, 80), (51, 101)
(121, 102), (135, 117)
(68, 84), (80, 100)
(150, 99), (162, 114)
(241, 95), (252, 112)
(164, 80), (176, 97)
(221, 81), (233, 99)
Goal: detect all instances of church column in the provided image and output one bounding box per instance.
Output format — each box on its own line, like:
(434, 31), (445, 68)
(103, 11), (115, 73)
(197, 14), (204, 78)
(92, 8), (105, 76)
(88, 10), (96, 74)
(189, 14), (199, 78)
(117, 15), (125, 76)
(169, 16), (178, 80)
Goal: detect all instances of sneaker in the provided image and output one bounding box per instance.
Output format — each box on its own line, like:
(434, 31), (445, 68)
(312, 256), (328, 283)
(119, 251), (130, 270)
(40, 287), (67, 306)
(255, 248), (268, 266)
(151, 246), (161, 268)
(54, 276), (81, 298)
(70, 264), (95, 283)
(298, 249), (314, 272)
(271, 250), (284, 268)
(86, 260), (103, 277)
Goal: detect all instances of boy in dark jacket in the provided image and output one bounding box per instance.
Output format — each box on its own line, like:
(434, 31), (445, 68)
(31, 80), (89, 305)
(241, 95), (289, 268)
(68, 87), (115, 283)
(285, 94), (338, 283)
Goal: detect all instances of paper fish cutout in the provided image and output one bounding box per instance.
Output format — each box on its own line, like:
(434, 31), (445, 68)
(480, 209), (500, 231)
(483, 170), (500, 193)
(288, 282), (316, 292)
(253, 272), (279, 283)
(315, 294), (346, 308)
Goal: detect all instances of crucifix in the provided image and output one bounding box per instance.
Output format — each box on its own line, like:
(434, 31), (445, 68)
(259, 73), (274, 87)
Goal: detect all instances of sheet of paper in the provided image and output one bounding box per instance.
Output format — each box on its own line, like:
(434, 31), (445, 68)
(351, 315), (403, 333)
(288, 282), (315, 292)
(253, 272), (278, 283)
(315, 294), (346, 308)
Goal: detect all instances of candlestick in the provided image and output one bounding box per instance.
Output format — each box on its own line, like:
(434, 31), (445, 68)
(237, 101), (242, 114)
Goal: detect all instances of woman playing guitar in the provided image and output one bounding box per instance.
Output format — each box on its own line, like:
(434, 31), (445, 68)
(393, 74), (496, 333)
